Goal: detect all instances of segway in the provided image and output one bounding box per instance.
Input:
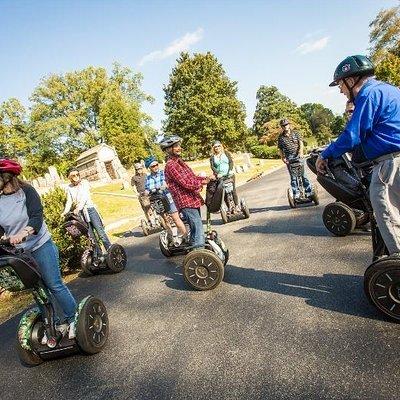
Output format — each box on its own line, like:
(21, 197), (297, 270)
(310, 155), (400, 321)
(287, 157), (319, 208)
(154, 189), (229, 291)
(139, 194), (165, 236)
(219, 175), (250, 224)
(307, 149), (371, 236)
(63, 212), (127, 276)
(0, 237), (109, 366)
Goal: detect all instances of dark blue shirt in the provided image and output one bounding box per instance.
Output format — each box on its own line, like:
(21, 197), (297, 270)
(322, 79), (400, 160)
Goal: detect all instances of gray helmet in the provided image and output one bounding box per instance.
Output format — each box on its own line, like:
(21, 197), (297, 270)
(160, 135), (182, 150)
(329, 55), (374, 87)
(134, 162), (143, 170)
(213, 140), (222, 147)
(280, 118), (289, 127)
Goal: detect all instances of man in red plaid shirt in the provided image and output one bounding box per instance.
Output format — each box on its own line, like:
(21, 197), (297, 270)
(161, 135), (213, 248)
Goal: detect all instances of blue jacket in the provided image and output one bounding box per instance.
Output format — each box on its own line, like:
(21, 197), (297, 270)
(322, 79), (400, 161)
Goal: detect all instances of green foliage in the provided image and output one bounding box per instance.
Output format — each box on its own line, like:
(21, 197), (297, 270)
(300, 103), (342, 145)
(26, 63), (155, 174)
(369, 5), (400, 86)
(0, 98), (31, 159)
(41, 187), (86, 274)
(163, 52), (247, 158)
(249, 145), (280, 159)
(252, 86), (311, 144)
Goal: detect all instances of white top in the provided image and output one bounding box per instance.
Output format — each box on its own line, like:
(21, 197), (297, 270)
(63, 179), (95, 214)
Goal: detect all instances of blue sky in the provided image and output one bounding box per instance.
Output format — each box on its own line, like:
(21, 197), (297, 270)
(0, 0), (398, 130)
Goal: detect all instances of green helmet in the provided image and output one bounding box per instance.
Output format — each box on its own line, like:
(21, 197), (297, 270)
(329, 55), (374, 87)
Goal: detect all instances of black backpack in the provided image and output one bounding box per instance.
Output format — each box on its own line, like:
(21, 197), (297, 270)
(205, 179), (225, 213)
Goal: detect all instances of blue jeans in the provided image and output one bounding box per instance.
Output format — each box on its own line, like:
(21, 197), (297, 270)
(32, 239), (77, 323)
(181, 208), (205, 248)
(287, 159), (312, 198)
(87, 207), (111, 249)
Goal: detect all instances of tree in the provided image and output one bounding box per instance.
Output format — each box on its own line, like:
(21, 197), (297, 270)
(252, 86), (311, 145)
(163, 52), (247, 158)
(369, 5), (400, 86)
(0, 98), (31, 159)
(28, 63), (155, 174)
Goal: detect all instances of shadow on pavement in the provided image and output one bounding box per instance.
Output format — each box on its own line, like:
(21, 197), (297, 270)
(224, 264), (389, 322)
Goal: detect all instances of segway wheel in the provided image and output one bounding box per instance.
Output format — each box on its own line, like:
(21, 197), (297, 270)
(16, 311), (43, 366)
(106, 243), (127, 273)
(159, 233), (172, 257)
(81, 249), (94, 276)
(323, 202), (356, 237)
(141, 219), (149, 236)
(183, 249), (224, 291)
(220, 206), (228, 224)
(76, 296), (109, 354)
(364, 257), (400, 321)
(287, 188), (296, 209)
(241, 199), (250, 219)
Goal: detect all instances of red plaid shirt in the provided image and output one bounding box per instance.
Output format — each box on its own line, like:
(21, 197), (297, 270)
(165, 156), (206, 210)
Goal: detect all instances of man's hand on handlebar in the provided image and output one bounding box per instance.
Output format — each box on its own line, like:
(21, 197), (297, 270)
(316, 155), (328, 174)
(9, 230), (29, 245)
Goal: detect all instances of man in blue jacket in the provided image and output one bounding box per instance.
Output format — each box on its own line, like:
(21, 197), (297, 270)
(316, 55), (400, 255)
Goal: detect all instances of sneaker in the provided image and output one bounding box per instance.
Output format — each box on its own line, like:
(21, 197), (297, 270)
(68, 321), (76, 340)
(41, 323), (67, 345)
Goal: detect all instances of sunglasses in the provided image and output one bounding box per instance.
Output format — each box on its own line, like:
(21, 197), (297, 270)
(150, 163), (159, 168)
(346, 109), (354, 115)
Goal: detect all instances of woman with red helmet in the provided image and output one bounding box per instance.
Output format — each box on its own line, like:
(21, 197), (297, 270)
(0, 159), (77, 342)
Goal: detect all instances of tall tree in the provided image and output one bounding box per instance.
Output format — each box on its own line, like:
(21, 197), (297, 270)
(0, 98), (31, 159)
(252, 86), (311, 145)
(163, 52), (247, 157)
(28, 63), (155, 173)
(369, 5), (400, 86)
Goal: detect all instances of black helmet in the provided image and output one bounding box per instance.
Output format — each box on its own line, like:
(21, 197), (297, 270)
(329, 55), (374, 87)
(280, 118), (289, 127)
(160, 135), (182, 150)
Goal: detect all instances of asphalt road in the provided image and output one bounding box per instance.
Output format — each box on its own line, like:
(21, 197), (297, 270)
(0, 166), (399, 400)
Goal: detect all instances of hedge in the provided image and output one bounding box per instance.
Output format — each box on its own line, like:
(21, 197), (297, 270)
(250, 145), (280, 159)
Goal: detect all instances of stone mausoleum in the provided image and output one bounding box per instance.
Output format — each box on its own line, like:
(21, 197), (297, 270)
(76, 143), (127, 182)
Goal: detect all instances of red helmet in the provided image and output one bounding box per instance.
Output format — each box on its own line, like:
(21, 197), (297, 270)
(0, 159), (22, 175)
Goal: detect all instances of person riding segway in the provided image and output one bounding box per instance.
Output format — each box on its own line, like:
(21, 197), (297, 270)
(0, 159), (109, 365)
(316, 55), (400, 321)
(62, 167), (126, 275)
(144, 155), (187, 243)
(278, 119), (318, 208)
(210, 141), (250, 223)
(159, 136), (229, 290)
(131, 162), (163, 236)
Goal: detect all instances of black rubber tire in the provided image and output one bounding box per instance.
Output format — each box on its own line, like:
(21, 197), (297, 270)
(220, 207), (228, 224)
(141, 220), (149, 236)
(241, 199), (250, 219)
(159, 234), (172, 257)
(312, 186), (319, 206)
(76, 296), (109, 354)
(81, 249), (94, 276)
(364, 257), (400, 321)
(16, 313), (43, 367)
(322, 202), (356, 237)
(223, 248), (229, 266)
(183, 249), (224, 291)
(287, 188), (296, 209)
(106, 243), (127, 273)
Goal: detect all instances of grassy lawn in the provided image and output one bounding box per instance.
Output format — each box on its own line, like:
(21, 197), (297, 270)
(0, 157), (282, 324)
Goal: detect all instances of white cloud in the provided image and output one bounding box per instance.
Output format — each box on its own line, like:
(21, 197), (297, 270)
(295, 36), (330, 55)
(139, 28), (204, 66)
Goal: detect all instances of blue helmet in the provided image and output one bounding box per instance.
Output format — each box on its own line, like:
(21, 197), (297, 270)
(144, 156), (158, 169)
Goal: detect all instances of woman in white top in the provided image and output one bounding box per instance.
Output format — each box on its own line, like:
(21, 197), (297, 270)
(62, 167), (111, 249)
